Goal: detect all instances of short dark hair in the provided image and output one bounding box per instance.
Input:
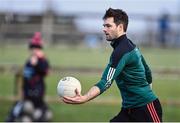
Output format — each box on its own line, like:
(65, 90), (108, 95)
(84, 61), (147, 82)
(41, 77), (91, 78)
(103, 8), (129, 32)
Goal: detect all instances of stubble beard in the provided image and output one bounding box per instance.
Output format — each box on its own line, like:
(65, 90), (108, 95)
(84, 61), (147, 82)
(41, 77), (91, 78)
(105, 35), (114, 42)
(106, 36), (113, 42)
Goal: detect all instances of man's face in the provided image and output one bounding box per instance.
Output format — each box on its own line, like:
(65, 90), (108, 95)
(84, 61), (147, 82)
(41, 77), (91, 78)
(103, 17), (121, 41)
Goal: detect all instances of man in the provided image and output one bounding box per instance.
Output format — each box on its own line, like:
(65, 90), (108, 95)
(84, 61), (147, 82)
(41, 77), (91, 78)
(63, 8), (162, 122)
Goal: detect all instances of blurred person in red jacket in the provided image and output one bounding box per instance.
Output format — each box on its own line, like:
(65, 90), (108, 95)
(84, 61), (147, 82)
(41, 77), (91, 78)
(6, 32), (52, 122)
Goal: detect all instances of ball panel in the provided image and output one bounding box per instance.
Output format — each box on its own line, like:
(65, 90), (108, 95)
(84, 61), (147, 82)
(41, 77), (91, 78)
(57, 76), (81, 97)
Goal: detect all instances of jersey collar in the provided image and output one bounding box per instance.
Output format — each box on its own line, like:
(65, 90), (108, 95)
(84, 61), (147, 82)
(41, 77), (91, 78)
(110, 34), (127, 49)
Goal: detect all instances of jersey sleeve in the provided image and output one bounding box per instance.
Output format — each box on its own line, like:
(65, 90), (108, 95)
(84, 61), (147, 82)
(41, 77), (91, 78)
(141, 55), (152, 84)
(95, 51), (127, 94)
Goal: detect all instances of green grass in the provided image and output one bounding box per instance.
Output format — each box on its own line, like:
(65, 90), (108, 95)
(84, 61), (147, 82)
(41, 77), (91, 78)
(0, 45), (180, 68)
(0, 45), (110, 68)
(153, 76), (180, 100)
(0, 73), (14, 96)
(1, 99), (180, 122)
(50, 103), (120, 122)
(140, 47), (180, 69)
(0, 45), (180, 121)
(1, 72), (180, 121)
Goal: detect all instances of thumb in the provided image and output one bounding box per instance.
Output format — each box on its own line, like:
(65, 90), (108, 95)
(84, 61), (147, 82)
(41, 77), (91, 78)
(75, 88), (81, 96)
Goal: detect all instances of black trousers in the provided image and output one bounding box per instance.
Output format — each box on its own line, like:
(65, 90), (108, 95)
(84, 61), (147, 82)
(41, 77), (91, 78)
(110, 99), (162, 122)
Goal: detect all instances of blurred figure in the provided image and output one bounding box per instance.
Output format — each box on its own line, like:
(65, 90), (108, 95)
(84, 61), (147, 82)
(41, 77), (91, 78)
(84, 35), (99, 49)
(6, 32), (53, 122)
(158, 12), (170, 48)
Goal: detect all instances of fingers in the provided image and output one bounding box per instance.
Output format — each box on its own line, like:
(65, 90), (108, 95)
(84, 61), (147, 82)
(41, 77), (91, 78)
(61, 90), (83, 104)
(63, 96), (73, 101)
(62, 97), (74, 104)
(62, 96), (79, 104)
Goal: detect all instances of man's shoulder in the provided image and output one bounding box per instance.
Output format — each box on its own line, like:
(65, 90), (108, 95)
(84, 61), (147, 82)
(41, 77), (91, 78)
(113, 39), (135, 58)
(110, 42), (135, 68)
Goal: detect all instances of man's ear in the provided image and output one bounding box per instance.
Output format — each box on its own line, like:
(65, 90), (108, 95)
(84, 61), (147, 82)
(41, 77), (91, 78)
(117, 23), (124, 32)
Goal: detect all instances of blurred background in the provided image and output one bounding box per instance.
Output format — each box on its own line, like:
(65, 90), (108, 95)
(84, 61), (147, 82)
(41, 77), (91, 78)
(0, 0), (180, 122)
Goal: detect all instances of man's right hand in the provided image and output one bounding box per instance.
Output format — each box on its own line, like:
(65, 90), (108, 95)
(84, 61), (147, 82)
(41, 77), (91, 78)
(62, 86), (100, 105)
(63, 89), (87, 104)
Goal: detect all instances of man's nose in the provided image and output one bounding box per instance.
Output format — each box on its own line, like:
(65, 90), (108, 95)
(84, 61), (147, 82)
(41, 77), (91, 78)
(103, 28), (106, 33)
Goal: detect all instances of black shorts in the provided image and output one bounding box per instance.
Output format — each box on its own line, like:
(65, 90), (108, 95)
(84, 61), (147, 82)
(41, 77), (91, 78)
(110, 99), (162, 122)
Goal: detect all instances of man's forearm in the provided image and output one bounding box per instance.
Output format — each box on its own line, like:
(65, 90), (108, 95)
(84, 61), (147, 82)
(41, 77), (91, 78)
(84, 86), (101, 102)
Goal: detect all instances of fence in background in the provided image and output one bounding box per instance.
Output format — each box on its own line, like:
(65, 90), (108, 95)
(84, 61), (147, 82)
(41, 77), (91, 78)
(0, 11), (179, 48)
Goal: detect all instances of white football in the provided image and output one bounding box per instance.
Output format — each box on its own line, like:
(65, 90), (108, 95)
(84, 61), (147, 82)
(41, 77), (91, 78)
(57, 76), (81, 97)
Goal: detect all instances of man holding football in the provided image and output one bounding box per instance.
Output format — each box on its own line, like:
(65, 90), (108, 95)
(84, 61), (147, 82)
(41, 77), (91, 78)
(63, 8), (163, 122)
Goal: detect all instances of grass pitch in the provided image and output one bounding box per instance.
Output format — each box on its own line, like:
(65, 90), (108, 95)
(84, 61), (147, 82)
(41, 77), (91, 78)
(0, 45), (180, 121)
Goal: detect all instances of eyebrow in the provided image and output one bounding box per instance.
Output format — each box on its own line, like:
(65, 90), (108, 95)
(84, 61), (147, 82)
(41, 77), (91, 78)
(103, 24), (111, 27)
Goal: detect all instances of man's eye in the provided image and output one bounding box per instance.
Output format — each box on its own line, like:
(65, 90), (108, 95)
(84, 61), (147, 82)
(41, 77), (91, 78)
(103, 24), (111, 27)
(105, 24), (112, 27)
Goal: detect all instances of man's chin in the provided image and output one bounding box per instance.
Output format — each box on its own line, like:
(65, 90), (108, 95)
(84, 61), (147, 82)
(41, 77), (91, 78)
(106, 38), (113, 41)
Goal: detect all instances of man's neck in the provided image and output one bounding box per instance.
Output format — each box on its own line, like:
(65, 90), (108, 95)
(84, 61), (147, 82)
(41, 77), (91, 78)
(117, 32), (126, 38)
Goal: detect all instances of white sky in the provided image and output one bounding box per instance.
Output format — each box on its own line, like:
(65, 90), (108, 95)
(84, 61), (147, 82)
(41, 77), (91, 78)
(0, 0), (178, 15)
